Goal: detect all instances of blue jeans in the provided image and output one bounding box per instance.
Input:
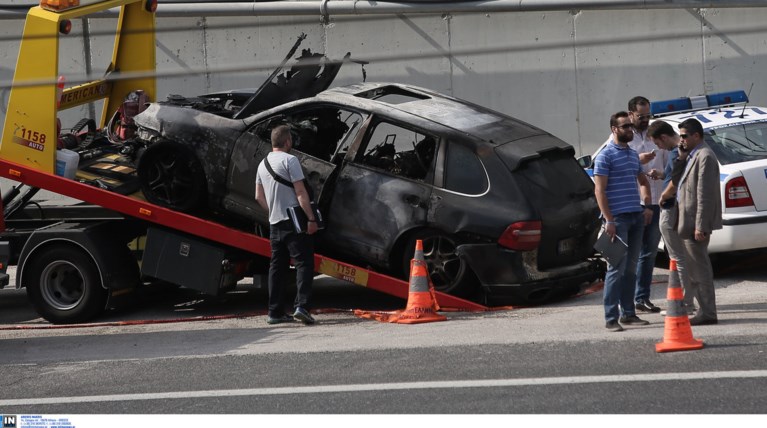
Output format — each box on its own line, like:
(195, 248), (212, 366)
(603, 211), (644, 322)
(634, 205), (661, 302)
(268, 220), (314, 317)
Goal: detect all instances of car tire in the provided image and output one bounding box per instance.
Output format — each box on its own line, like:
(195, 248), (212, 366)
(25, 244), (108, 324)
(401, 229), (478, 297)
(137, 142), (207, 213)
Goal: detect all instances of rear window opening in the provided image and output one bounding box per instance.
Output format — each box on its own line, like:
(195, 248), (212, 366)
(354, 85), (430, 105)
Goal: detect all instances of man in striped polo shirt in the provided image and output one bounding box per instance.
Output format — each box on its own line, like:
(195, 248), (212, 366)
(594, 111), (654, 332)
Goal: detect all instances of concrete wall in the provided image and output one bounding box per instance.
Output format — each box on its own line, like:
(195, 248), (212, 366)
(2, 6), (767, 161)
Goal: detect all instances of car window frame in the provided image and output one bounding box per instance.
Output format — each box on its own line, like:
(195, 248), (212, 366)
(437, 139), (490, 197)
(243, 102), (369, 161)
(352, 115), (441, 184)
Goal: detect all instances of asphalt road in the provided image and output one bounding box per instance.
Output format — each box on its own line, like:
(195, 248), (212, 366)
(1, 251), (766, 414)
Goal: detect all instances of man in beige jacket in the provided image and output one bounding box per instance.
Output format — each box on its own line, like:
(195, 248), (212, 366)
(676, 118), (722, 325)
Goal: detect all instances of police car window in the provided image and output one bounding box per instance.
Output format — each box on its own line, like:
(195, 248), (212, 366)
(444, 143), (487, 194)
(360, 121), (437, 181)
(707, 122), (767, 165)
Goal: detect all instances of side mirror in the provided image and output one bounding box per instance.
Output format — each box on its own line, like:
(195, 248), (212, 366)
(577, 155), (592, 169)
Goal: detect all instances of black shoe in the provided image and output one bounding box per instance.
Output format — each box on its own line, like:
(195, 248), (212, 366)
(605, 320), (624, 332)
(293, 307), (316, 325)
(635, 299), (661, 313)
(267, 314), (294, 325)
(620, 315), (650, 326)
(689, 315), (718, 326)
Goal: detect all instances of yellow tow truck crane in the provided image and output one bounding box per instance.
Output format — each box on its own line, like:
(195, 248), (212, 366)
(1, 0), (156, 172)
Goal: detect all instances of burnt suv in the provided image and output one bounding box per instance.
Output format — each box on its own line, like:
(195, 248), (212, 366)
(133, 82), (602, 304)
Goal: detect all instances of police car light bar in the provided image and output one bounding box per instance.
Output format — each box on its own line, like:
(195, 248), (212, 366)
(650, 90), (749, 117)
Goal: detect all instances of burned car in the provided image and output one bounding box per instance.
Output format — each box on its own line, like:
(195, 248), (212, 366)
(132, 61), (602, 304)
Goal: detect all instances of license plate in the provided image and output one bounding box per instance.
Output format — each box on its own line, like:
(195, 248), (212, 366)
(558, 237), (576, 255)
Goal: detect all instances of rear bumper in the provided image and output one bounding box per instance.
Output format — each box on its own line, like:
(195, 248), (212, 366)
(456, 243), (603, 301)
(710, 213), (767, 253)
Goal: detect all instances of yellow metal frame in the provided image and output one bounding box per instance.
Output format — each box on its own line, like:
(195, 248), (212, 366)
(0, 0), (155, 173)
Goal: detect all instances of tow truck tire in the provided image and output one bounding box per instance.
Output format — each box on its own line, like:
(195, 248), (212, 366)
(402, 229), (478, 297)
(137, 142), (206, 213)
(25, 245), (107, 324)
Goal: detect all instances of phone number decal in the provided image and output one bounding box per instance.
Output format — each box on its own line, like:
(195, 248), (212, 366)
(13, 126), (48, 151)
(318, 259), (370, 286)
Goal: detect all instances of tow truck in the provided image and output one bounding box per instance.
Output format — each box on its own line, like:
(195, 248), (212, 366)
(0, 0), (485, 324)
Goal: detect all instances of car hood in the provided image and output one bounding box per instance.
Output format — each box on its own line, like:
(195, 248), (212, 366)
(212, 49), (350, 119)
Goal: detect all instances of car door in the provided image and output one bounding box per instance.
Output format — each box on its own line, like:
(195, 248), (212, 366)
(323, 118), (438, 266)
(223, 105), (363, 223)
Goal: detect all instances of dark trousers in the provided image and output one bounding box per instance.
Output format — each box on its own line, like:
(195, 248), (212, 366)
(268, 220), (314, 317)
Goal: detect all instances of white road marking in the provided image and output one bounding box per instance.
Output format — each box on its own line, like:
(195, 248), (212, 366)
(2, 370), (767, 406)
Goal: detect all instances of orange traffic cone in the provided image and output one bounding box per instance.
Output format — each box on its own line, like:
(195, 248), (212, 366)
(354, 240), (446, 324)
(656, 259), (703, 353)
(396, 240), (446, 324)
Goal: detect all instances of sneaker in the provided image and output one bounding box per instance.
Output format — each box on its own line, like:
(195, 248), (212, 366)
(620, 315), (650, 325)
(293, 307), (316, 325)
(635, 299), (661, 313)
(605, 320), (624, 332)
(267, 314), (294, 325)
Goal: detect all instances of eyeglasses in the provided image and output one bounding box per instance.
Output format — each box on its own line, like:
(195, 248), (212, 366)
(615, 124), (633, 130)
(634, 114), (652, 120)
(679, 134), (689, 139)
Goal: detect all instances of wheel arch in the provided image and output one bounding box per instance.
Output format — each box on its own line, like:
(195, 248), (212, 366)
(388, 225), (427, 274)
(388, 225), (481, 298)
(16, 221), (142, 292)
(17, 238), (105, 292)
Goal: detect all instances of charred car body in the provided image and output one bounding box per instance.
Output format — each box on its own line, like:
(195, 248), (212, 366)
(131, 52), (602, 303)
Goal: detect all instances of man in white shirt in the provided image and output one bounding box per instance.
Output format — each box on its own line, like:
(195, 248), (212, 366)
(256, 125), (318, 325)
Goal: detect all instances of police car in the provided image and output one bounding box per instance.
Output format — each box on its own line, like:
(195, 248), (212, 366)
(582, 90), (767, 253)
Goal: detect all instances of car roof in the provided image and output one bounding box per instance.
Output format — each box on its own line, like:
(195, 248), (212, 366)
(315, 83), (547, 144)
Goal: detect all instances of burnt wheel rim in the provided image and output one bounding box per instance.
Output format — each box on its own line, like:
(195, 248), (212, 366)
(421, 235), (463, 290)
(144, 151), (196, 205)
(40, 261), (85, 311)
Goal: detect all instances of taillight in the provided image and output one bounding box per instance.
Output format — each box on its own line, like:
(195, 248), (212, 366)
(499, 221), (542, 251)
(725, 176), (754, 208)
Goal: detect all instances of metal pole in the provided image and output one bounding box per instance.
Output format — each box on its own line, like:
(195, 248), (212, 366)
(3, 0), (767, 20)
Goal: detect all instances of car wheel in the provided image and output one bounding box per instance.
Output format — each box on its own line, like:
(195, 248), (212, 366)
(137, 143), (207, 213)
(25, 244), (107, 324)
(402, 230), (478, 297)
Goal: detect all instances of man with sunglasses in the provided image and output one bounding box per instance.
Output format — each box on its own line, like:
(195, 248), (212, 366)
(648, 120), (695, 315)
(676, 118), (722, 325)
(594, 111), (654, 332)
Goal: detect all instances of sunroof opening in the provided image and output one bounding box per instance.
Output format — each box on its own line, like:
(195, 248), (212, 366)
(354, 85), (430, 104)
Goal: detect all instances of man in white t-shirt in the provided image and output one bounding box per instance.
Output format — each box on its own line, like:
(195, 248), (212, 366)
(255, 124), (318, 325)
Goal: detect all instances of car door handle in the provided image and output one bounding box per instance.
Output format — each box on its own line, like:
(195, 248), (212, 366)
(405, 194), (427, 209)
